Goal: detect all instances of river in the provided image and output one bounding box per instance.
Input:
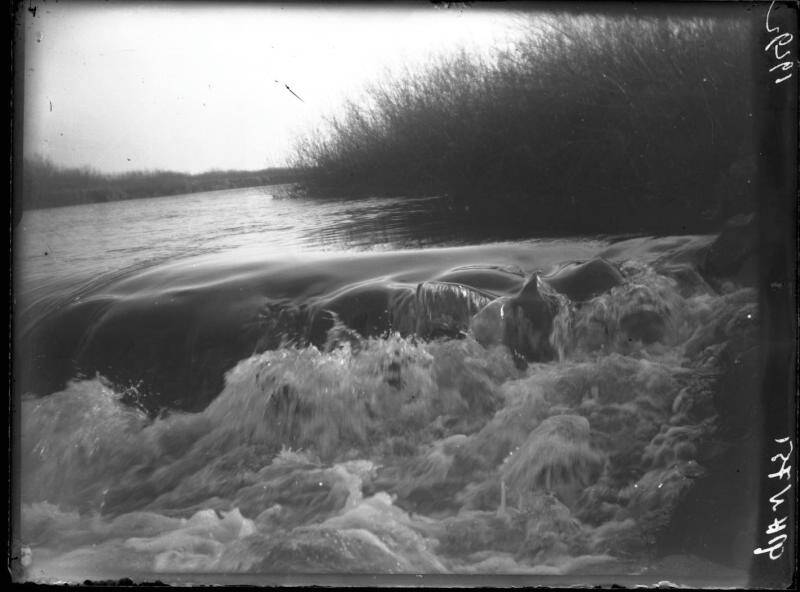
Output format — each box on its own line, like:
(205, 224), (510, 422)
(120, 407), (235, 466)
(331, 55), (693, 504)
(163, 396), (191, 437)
(14, 185), (756, 584)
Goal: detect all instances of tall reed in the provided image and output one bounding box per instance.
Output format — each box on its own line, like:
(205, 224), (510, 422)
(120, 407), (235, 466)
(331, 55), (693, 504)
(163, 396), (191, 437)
(293, 13), (756, 233)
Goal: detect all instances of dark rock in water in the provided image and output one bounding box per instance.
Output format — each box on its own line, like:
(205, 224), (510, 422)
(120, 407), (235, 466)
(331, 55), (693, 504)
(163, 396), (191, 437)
(470, 259), (629, 363)
(470, 275), (562, 364)
(702, 213), (758, 285)
(312, 259), (625, 363)
(506, 276), (563, 362)
(543, 258), (625, 302)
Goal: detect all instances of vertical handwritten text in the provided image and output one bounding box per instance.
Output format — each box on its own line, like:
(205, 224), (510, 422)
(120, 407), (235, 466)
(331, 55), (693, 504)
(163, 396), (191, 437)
(753, 436), (793, 560)
(765, 1), (795, 85)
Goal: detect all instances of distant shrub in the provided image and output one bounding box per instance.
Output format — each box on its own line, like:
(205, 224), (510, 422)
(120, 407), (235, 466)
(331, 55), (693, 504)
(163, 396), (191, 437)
(20, 155), (306, 209)
(293, 13), (756, 234)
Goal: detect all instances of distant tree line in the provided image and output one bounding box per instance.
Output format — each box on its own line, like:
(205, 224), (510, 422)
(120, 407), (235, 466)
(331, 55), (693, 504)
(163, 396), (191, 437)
(21, 156), (309, 210)
(292, 13), (758, 234)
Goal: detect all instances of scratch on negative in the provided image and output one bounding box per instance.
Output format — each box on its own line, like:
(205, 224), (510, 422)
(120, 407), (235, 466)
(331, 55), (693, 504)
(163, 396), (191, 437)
(284, 84), (304, 103)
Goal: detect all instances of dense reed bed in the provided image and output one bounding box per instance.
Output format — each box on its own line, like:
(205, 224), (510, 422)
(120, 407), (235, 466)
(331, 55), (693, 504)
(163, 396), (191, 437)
(293, 13), (757, 234)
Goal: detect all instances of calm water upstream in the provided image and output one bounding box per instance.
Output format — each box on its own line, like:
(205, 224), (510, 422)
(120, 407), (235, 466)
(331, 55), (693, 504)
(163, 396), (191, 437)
(16, 186), (464, 317)
(14, 185), (755, 584)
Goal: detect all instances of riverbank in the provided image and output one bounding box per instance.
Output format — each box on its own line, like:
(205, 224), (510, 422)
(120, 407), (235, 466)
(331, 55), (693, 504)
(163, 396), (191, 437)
(19, 158), (310, 210)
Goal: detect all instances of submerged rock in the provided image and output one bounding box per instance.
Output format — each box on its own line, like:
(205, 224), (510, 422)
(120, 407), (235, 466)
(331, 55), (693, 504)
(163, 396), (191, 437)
(309, 258), (635, 364)
(543, 258), (625, 302)
(470, 275), (563, 364)
(469, 258), (626, 358)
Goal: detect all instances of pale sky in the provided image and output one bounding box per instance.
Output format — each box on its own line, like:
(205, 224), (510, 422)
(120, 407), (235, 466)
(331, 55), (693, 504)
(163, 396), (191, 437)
(22, 2), (526, 174)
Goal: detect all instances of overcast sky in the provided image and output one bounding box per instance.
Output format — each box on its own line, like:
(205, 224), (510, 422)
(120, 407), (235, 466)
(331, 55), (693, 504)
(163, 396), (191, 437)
(22, 2), (525, 174)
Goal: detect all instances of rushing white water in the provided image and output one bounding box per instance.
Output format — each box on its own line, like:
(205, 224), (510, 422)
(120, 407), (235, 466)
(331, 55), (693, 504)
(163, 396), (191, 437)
(14, 187), (755, 583)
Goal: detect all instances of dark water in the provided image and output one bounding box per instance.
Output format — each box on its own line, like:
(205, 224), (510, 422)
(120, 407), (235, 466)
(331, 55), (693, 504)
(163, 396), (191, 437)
(15, 186), (756, 583)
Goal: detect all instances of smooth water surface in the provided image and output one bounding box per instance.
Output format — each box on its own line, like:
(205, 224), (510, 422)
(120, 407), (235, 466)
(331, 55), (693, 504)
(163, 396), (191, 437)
(15, 186), (469, 321)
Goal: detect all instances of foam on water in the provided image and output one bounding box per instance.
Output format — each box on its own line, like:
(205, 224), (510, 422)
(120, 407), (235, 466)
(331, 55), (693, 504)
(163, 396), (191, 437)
(18, 255), (758, 581)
